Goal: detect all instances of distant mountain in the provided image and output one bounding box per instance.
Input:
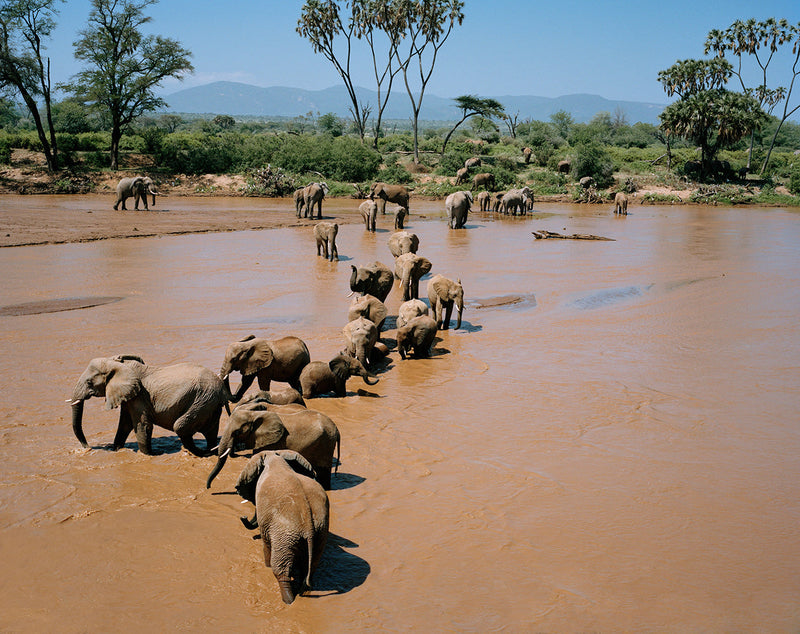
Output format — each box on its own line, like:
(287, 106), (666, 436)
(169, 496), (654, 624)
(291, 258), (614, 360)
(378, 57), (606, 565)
(161, 81), (666, 125)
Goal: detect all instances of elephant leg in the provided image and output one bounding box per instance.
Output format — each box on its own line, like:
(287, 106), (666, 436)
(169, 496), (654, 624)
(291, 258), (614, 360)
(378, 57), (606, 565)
(112, 408), (134, 450)
(288, 376), (302, 392)
(232, 374), (256, 401)
(128, 401), (154, 454)
(256, 373), (272, 392)
(173, 403), (215, 457)
(442, 304), (453, 330)
(317, 465), (332, 490)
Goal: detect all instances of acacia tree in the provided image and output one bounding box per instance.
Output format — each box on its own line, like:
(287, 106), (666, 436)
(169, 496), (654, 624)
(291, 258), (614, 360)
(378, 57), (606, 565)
(0, 0), (62, 171)
(440, 95), (504, 154)
(658, 58), (766, 179)
(68, 0), (193, 169)
(391, 0), (464, 163)
(705, 18), (797, 172)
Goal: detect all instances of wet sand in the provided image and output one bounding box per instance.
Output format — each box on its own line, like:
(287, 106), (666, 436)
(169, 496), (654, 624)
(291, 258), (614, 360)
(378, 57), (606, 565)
(1, 196), (799, 631)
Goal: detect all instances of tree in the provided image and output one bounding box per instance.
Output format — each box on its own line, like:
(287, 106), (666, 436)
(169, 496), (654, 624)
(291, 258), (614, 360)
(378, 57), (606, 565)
(213, 114), (236, 130)
(501, 110), (520, 138)
(549, 109), (574, 141)
(0, 0), (62, 171)
(658, 58), (766, 179)
(298, 1), (370, 141)
(68, 0), (193, 169)
(705, 18), (798, 171)
(440, 95), (504, 154)
(391, 0), (464, 162)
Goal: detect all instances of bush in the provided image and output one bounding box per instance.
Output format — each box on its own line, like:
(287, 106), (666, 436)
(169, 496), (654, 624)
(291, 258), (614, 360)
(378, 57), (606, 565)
(571, 142), (615, 188)
(790, 165), (800, 195)
(377, 161), (414, 184)
(273, 135), (381, 182)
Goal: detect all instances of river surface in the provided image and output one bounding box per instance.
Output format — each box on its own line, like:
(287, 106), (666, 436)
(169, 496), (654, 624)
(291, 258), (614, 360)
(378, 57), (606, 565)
(1, 197), (799, 631)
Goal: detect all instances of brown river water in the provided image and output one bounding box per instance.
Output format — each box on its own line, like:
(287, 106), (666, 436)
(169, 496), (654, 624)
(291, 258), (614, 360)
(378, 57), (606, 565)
(1, 196), (799, 631)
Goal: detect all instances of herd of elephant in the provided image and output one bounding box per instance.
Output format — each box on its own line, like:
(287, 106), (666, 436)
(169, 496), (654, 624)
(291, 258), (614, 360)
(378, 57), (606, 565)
(69, 195), (467, 604)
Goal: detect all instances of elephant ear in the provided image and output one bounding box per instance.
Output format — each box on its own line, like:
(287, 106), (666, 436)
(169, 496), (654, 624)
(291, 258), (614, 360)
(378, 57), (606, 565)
(418, 257), (433, 277)
(104, 361), (141, 410)
(431, 276), (451, 300)
(236, 454), (267, 495)
(240, 340), (274, 376)
(275, 450), (317, 480)
(370, 299), (388, 327)
(251, 411), (287, 450)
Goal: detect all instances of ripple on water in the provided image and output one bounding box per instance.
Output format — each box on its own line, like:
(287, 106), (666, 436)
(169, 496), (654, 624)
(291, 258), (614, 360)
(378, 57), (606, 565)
(570, 285), (652, 310)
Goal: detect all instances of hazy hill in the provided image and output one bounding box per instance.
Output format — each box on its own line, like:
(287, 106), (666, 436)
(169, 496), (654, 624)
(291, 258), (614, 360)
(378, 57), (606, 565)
(161, 81), (666, 125)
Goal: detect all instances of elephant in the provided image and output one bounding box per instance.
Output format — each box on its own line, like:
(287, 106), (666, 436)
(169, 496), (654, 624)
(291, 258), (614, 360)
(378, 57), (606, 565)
(293, 188), (306, 217)
(393, 205), (407, 230)
(342, 316), (379, 370)
(219, 335), (311, 402)
(349, 261), (394, 303)
(500, 187), (532, 215)
(557, 160), (571, 174)
(301, 182), (329, 219)
(522, 147), (532, 164)
(476, 191), (491, 212)
(394, 252), (433, 302)
(427, 274), (464, 330)
(454, 167), (469, 185)
(472, 172), (495, 190)
(314, 222), (339, 261)
(235, 450), (329, 604)
(113, 176), (160, 211)
(397, 315), (438, 359)
(396, 298), (429, 330)
(579, 176), (595, 189)
(492, 192), (505, 212)
(445, 190), (473, 229)
(359, 198), (378, 232)
(299, 354), (378, 398)
(249, 387), (306, 407)
(614, 192), (628, 215)
(464, 157), (482, 170)
(388, 230), (419, 258)
(348, 293), (388, 332)
(370, 182), (410, 215)
(69, 355), (226, 456)
(206, 397), (340, 490)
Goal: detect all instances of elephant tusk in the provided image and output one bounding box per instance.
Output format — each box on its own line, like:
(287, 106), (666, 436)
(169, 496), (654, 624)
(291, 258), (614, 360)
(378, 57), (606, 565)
(346, 291), (354, 298)
(219, 447), (231, 458)
(241, 499), (249, 504)
(67, 399), (82, 405)
(209, 444), (219, 452)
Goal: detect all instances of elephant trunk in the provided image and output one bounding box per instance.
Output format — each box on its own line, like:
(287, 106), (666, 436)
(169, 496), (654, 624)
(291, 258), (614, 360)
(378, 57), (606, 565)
(277, 577), (297, 604)
(206, 445), (231, 488)
(455, 300), (463, 330)
(71, 399), (88, 448)
(361, 371), (379, 386)
(401, 269), (412, 301)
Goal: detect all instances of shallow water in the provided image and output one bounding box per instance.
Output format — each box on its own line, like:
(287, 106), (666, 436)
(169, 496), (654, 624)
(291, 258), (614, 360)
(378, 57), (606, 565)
(1, 198), (799, 631)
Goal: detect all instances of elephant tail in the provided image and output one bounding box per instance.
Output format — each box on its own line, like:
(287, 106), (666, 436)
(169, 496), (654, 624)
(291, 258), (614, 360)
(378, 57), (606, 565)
(304, 535), (315, 593)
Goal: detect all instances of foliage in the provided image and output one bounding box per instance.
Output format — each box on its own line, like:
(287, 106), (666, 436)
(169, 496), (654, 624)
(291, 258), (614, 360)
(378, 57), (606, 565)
(377, 160), (413, 184)
(68, 0), (194, 169)
(440, 95), (505, 154)
(239, 165), (295, 197)
(570, 141), (615, 188)
(790, 165), (800, 195)
(272, 134), (381, 182)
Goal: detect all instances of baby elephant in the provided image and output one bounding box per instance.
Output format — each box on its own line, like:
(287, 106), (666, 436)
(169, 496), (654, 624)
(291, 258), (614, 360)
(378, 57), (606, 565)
(299, 354), (378, 398)
(359, 198), (378, 232)
(393, 206), (407, 230)
(236, 450), (329, 605)
(314, 222), (339, 261)
(614, 192), (628, 215)
(397, 315), (438, 359)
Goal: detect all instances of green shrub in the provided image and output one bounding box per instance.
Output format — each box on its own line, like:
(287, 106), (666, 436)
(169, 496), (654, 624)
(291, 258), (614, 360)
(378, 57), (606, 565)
(377, 161), (414, 184)
(789, 165), (800, 195)
(571, 142), (615, 188)
(273, 135), (381, 182)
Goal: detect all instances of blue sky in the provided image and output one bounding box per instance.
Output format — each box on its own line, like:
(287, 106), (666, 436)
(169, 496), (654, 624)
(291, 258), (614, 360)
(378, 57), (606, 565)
(45, 0), (799, 107)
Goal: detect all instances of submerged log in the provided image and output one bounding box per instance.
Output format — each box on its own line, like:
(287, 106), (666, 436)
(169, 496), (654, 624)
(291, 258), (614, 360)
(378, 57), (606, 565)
(532, 230), (615, 241)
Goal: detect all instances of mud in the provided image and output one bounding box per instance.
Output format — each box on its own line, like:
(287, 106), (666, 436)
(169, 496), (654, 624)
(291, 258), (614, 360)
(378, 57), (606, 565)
(1, 196), (799, 631)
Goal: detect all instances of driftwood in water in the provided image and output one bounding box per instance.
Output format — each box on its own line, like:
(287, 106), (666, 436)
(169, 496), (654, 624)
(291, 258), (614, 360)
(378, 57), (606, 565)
(532, 230), (615, 241)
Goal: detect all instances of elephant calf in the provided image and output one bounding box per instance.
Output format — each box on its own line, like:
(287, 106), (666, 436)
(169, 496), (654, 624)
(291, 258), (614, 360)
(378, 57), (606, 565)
(299, 354), (378, 398)
(314, 222), (339, 261)
(359, 199), (378, 232)
(614, 192), (628, 215)
(397, 315), (438, 359)
(236, 450), (329, 604)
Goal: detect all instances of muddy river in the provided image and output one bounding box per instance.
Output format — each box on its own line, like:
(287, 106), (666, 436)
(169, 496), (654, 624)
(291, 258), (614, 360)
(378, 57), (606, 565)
(1, 197), (799, 631)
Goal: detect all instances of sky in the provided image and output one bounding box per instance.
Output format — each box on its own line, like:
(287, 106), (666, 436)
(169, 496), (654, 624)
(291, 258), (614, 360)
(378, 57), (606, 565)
(43, 0), (800, 108)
